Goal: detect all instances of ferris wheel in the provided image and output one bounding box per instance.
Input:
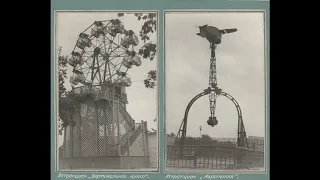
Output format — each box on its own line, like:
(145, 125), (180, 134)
(68, 19), (142, 89)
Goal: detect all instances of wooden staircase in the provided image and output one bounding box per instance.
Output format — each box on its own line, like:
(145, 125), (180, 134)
(118, 103), (148, 156)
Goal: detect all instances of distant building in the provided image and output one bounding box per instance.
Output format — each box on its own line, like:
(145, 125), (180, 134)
(147, 131), (158, 168)
(164, 134), (264, 151)
(247, 136), (264, 151)
(166, 135), (175, 145)
(212, 136), (264, 151)
(212, 138), (237, 143)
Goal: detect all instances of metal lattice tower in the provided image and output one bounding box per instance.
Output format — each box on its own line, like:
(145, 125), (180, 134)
(175, 25), (248, 151)
(208, 43), (218, 122)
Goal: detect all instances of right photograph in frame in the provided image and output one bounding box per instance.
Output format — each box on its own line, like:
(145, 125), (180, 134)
(164, 10), (267, 173)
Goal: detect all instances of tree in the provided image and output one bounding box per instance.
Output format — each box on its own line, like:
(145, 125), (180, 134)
(58, 46), (68, 98)
(201, 134), (212, 141)
(57, 47), (78, 135)
(58, 47), (68, 135)
(117, 13), (157, 89)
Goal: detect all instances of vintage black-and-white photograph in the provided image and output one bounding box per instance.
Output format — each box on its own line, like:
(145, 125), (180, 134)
(165, 11), (266, 172)
(55, 11), (158, 171)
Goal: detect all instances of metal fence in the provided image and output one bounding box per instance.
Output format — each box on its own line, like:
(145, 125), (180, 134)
(166, 145), (264, 169)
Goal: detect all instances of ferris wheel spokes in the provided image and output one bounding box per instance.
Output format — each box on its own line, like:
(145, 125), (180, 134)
(93, 52), (104, 86)
(69, 19), (142, 89)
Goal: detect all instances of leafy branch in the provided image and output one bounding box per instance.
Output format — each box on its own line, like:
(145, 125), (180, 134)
(118, 13), (157, 88)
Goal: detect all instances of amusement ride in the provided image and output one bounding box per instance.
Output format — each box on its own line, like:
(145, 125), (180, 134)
(68, 19), (142, 91)
(175, 25), (249, 149)
(60, 19), (150, 162)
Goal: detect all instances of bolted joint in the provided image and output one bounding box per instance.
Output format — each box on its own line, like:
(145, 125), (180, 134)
(211, 83), (217, 88)
(215, 87), (222, 95)
(93, 47), (101, 55)
(203, 87), (212, 94)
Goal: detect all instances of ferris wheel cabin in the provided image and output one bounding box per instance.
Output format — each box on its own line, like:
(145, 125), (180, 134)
(59, 19), (152, 170)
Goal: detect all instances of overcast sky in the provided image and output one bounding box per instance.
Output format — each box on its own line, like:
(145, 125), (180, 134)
(165, 12), (266, 138)
(55, 12), (157, 146)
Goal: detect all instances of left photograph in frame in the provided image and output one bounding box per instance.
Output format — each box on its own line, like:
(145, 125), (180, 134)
(54, 11), (159, 171)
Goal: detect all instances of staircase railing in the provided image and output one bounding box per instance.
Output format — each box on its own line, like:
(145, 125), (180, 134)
(119, 103), (135, 125)
(129, 123), (143, 147)
(121, 123), (142, 156)
(119, 123), (135, 146)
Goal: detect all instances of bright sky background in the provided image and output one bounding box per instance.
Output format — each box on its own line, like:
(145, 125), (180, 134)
(55, 12), (157, 146)
(165, 12), (266, 138)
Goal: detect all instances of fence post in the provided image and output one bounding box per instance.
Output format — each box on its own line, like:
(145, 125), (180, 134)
(144, 121), (149, 156)
(234, 147), (237, 169)
(95, 102), (99, 156)
(70, 121), (73, 157)
(127, 138), (130, 156)
(78, 107), (82, 157)
(103, 103), (107, 156)
(117, 102), (120, 156)
(141, 120), (146, 156)
(63, 127), (67, 157)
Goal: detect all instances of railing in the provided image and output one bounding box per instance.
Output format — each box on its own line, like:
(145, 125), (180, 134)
(121, 140), (130, 156)
(171, 137), (264, 151)
(119, 103), (134, 126)
(121, 123), (142, 156)
(245, 143), (264, 151)
(118, 123), (135, 146)
(234, 147), (264, 169)
(166, 145), (264, 170)
(72, 86), (127, 103)
(129, 123), (142, 147)
(120, 121), (149, 157)
(121, 93), (128, 103)
(73, 85), (134, 136)
(67, 85), (146, 158)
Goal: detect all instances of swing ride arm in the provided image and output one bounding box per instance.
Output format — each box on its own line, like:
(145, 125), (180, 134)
(175, 88), (248, 152)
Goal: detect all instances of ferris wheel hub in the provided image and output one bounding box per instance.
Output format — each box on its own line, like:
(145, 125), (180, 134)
(94, 47), (101, 55)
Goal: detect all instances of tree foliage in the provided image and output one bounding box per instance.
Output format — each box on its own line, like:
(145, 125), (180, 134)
(144, 70), (156, 89)
(118, 13), (157, 88)
(58, 47), (68, 98)
(169, 133), (234, 146)
(58, 47), (69, 135)
(58, 47), (82, 135)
